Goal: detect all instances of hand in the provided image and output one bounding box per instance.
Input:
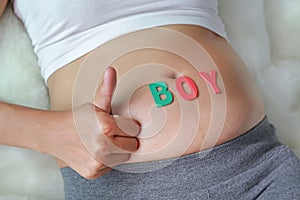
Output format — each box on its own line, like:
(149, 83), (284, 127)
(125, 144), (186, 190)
(49, 67), (140, 179)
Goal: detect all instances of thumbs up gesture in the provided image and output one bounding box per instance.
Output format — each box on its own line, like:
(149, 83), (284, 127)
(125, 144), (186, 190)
(52, 67), (140, 179)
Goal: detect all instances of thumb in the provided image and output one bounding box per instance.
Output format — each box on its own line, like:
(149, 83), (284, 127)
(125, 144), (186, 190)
(93, 67), (117, 113)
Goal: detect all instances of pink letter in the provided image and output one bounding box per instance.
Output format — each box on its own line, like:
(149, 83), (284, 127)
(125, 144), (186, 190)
(198, 70), (221, 94)
(176, 76), (198, 100)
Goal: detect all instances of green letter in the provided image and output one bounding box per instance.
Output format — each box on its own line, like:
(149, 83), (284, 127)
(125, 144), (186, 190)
(148, 82), (173, 108)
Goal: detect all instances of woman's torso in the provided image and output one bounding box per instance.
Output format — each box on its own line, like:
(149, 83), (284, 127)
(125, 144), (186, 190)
(48, 24), (265, 166)
(13, 0), (265, 167)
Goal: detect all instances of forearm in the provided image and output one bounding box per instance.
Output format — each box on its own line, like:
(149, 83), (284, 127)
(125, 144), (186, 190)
(0, 101), (63, 153)
(0, 0), (8, 18)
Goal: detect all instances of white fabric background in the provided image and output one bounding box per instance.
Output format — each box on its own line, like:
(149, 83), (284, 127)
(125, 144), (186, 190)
(0, 1), (299, 199)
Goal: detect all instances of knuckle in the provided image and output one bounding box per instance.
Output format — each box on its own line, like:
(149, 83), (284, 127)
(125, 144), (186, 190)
(84, 160), (103, 179)
(100, 118), (114, 136)
(83, 168), (97, 179)
(84, 172), (99, 180)
(85, 156), (101, 168)
(102, 124), (113, 135)
(90, 159), (102, 169)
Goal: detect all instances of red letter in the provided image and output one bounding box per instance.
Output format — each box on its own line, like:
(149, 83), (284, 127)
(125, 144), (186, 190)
(176, 76), (198, 100)
(198, 70), (221, 94)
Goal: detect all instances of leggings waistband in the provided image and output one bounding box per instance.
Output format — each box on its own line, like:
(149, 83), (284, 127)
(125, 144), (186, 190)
(61, 116), (300, 200)
(112, 116), (278, 173)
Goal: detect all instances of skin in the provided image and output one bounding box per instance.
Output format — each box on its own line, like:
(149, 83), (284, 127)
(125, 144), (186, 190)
(0, 67), (140, 179)
(1, 2), (265, 176)
(1, 0), (141, 179)
(0, 0), (8, 18)
(48, 24), (265, 167)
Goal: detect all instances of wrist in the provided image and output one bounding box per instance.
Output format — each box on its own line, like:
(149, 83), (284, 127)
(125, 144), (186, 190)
(35, 110), (73, 156)
(29, 110), (56, 154)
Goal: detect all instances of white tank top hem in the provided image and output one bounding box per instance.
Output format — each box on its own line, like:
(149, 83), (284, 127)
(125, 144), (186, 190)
(13, 1), (228, 84)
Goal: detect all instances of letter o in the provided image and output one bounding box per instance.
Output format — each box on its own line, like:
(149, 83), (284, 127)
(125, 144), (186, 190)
(176, 76), (198, 100)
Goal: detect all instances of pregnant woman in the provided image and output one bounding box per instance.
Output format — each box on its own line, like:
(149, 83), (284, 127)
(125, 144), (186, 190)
(1, 0), (300, 199)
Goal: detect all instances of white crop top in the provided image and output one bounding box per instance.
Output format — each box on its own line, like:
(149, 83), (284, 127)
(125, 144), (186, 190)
(13, 0), (227, 83)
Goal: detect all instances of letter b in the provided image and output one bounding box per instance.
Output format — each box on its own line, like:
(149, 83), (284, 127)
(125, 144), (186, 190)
(148, 82), (173, 108)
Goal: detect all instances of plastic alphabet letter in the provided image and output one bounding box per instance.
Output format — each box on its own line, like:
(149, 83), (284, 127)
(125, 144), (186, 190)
(198, 70), (221, 94)
(148, 82), (174, 108)
(176, 76), (198, 100)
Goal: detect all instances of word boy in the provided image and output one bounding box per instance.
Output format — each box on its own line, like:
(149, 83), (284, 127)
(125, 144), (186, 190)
(148, 70), (221, 108)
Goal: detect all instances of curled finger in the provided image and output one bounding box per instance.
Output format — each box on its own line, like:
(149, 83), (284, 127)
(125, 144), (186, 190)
(112, 136), (139, 153)
(113, 115), (141, 137)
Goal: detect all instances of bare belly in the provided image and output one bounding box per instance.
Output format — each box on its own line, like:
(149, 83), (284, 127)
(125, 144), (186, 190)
(48, 25), (265, 167)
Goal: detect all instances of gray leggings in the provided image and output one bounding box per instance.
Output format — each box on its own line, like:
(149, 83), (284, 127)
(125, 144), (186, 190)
(60, 116), (300, 199)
